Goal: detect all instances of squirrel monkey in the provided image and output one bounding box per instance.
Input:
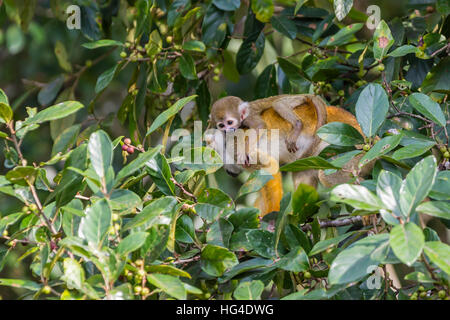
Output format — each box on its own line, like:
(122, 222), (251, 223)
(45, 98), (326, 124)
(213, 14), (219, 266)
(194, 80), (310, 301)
(209, 95), (328, 155)
(207, 95), (371, 215)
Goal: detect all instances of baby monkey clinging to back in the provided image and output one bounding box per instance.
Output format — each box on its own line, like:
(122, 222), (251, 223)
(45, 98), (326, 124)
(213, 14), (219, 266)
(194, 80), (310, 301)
(209, 94), (327, 153)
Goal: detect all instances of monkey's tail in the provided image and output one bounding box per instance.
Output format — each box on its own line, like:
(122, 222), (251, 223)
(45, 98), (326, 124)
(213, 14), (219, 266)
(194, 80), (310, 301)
(309, 95), (328, 129)
(254, 171), (283, 216)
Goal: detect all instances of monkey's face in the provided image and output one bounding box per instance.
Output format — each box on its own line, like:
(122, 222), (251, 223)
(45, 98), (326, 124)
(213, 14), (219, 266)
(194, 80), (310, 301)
(210, 96), (244, 133)
(216, 114), (240, 132)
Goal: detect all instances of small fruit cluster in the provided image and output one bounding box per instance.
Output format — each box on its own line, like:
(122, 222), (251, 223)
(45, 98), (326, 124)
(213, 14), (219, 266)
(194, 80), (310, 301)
(123, 259), (151, 297)
(22, 203), (38, 215)
(122, 138), (135, 155)
(440, 146), (449, 159)
(410, 285), (448, 300)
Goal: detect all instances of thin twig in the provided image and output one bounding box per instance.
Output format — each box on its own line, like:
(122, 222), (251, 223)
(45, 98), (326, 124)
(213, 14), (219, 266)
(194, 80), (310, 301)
(171, 178), (197, 202)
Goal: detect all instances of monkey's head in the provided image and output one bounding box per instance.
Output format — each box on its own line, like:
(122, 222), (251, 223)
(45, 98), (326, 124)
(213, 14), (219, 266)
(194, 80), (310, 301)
(210, 96), (249, 132)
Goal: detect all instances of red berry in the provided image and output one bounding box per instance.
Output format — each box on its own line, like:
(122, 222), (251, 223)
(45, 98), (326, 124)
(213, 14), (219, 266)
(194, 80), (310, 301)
(124, 138), (132, 145)
(122, 144), (128, 151)
(127, 147), (135, 154)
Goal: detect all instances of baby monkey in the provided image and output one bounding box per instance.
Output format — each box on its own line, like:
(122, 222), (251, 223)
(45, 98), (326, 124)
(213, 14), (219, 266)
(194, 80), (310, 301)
(209, 94), (326, 153)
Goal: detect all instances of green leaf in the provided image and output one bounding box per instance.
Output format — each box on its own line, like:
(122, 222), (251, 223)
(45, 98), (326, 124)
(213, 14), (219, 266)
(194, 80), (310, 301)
(359, 133), (403, 168)
(175, 215), (196, 243)
(0, 212), (25, 236)
(271, 15), (297, 39)
(62, 258), (85, 290)
(376, 170), (402, 224)
(309, 232), (357, 256)
(334, 0), (353, 21)
(145, 265), (191, 279)
(146, 274), (187, 300)
(408, 93), (446, 127)
(54, 41), (72, 73)
(399, 156), (437, 218)
(146, 95), (197, 136)
(233, 280), (264, 300)
(117, 232), (148, 256)
(123, 197), (178, 231)
(328, 234), (389, 285)
(22, 101), (84, 126)
(0, 102), (13, 123)
(392, 141), (435, 161)
(294, 0), (306, 14)
(423, 241), (450, 275)
(0, 88), (9, 105)
(114, 146), (161, 185)
(228, 208), (260, 230)
(316, 122), (364, 146)
(429, 171), (450, 201)
(51, 124), (80, 157)
(281, 156), (340, 172)
(246, 229), (275, 258)
(201, 244), (238, 276)
(201, 4), (230, 48)
(182, 40), (206, 52)
(207, 218), (234, 248)
(146, 153), (175, 196)
(416, 201), (450, 220)
(0, 278), (42, 291)
(276, 247), (309, 272)
(95, 64), (118, 94)
(421, 56), (450, 94)
(80, 199), (111, 247)
(327, 23), (363, 47)
(388, 45), (420, 57)
(255, 64), (278, 99)
(331, 184), (385, 211)
(179, 53), (197, 80)
(251, 0), (274, 22)
(355, 83), (389, 138)
(88, 130), (113, 182)
(292, 184), (319, 223)
(197, 188), (234, 222)
(5, 166), (38, 186)
(404, 271), (433, 283)
(220, 258), (273, 282)
(108, 189), (141, 212)
(82, 39), (123, 49)
(38, 76), (64, 106)
(213, 0), (241, 11)
(389, 222), (424, 266)
(236, 31), (265, 75)
(237, 170), (274, 199)
(373, 20), (394, 60)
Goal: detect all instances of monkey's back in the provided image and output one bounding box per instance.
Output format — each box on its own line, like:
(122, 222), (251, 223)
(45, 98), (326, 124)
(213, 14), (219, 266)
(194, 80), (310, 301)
(260, 102), (363, 136)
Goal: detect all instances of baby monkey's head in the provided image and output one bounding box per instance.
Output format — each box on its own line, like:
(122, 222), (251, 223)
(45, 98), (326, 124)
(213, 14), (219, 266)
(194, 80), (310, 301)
(210, 96), (249, 132)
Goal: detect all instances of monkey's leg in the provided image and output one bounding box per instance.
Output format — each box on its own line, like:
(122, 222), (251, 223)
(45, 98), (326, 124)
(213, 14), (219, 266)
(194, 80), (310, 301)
(241, 116), (267, 166)
(272, 99), (304, 153)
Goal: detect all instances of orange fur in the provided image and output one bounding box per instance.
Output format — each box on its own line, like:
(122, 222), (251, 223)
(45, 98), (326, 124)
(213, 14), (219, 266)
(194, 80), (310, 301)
(255, 101), (361, 216)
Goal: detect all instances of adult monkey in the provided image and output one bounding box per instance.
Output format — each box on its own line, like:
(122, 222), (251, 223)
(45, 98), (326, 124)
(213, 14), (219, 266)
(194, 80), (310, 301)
(207, 94), (371, 215)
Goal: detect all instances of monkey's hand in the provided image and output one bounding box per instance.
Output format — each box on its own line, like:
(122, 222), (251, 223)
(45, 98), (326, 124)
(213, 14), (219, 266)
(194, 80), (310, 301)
(285, 134), (299, 153)
(237, 151), (250, 167)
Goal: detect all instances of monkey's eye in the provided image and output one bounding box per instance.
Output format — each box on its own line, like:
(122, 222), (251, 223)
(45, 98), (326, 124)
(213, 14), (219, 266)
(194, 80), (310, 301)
(227, 120), (234, 125)
(218, 123), (225, 128)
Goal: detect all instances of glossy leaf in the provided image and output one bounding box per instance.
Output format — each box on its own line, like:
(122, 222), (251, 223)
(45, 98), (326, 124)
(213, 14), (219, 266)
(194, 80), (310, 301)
(389, 222), (424, 266)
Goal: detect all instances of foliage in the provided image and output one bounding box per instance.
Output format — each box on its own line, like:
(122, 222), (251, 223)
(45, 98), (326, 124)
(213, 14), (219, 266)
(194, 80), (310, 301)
(0, 0), (449, 300)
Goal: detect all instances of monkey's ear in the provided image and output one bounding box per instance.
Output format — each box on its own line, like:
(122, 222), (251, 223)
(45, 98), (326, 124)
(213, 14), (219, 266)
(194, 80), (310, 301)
(238, 102), (250, 121)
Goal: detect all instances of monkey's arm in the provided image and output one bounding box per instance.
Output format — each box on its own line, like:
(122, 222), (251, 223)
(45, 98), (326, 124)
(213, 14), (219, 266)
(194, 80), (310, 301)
(271, 96), (307, 153)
